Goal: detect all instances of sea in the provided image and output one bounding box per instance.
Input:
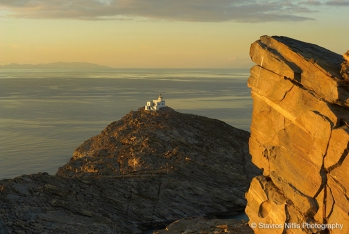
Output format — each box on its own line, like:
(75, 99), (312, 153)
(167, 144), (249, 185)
(0, 68), (252, 180)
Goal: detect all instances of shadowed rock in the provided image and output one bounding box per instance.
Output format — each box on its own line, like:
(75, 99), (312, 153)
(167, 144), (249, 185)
(154, 217), (254, 234)
(0, 107), (259, 233)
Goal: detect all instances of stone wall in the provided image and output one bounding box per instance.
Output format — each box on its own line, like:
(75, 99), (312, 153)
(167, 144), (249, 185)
(245, 35), (349, 234)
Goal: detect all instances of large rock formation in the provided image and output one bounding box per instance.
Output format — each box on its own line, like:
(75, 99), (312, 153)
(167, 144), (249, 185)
(245, 36), (349, 233)
(0, 107), (259, 233)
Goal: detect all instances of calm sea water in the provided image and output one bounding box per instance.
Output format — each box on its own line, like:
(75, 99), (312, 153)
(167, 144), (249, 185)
(0, 68), (252, 179)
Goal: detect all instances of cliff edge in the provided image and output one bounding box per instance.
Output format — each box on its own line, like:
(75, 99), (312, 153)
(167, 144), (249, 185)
(246, 35), (349, 233)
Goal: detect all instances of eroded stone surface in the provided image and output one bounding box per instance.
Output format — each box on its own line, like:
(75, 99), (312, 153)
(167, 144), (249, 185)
(246, 36), (349, 233)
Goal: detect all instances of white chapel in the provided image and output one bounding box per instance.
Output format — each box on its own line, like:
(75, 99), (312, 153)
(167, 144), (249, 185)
(145, 94), (166, 111)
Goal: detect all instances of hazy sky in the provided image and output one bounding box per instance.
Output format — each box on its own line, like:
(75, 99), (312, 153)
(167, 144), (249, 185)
(1, 0), (348, 68)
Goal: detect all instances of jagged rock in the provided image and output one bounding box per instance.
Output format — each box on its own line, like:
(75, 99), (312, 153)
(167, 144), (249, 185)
(0, 107), (259, 233)
(246, 35), (349, 233)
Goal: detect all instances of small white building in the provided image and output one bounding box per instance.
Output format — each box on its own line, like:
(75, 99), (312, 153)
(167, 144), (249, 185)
(145, 94), (166, 111)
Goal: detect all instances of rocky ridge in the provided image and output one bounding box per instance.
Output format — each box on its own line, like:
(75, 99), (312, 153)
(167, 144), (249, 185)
(0, 107), (258, 233)
(245, 36), (349, 233)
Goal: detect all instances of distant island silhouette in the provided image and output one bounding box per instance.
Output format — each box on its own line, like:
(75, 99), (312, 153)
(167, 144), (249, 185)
(0, 62), (113, 69)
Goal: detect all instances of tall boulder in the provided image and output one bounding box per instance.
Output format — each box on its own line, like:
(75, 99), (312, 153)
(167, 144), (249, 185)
(246, 36), (349, 233)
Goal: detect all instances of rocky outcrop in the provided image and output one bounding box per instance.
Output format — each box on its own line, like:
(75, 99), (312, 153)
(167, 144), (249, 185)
(0, 107), (259, 233)
(57, 107), (258, 181)
(245, 36), (349, 233)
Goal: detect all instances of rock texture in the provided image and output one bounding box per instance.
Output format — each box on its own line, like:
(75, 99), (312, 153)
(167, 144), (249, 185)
(246, 36), (349, 233)
(0, 107), (259, 233)
(154, 217), (253, 234)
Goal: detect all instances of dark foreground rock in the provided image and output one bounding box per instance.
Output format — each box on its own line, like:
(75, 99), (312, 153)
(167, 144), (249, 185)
(154, 217), (254, 234)
(0, 107), (259, 233)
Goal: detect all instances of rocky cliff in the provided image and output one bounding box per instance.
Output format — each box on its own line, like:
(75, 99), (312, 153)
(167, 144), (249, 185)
(0, 107), (258, 233)
(245, 35), (349, 233)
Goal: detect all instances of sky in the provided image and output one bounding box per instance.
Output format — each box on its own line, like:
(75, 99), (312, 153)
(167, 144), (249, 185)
(0, 0), (348, 68)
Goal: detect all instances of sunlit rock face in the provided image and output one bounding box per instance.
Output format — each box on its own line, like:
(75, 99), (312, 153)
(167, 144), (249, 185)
(245, 35), (349, 234)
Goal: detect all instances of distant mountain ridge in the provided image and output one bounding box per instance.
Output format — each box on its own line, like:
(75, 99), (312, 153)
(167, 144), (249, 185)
(0, 62), (113, 69)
